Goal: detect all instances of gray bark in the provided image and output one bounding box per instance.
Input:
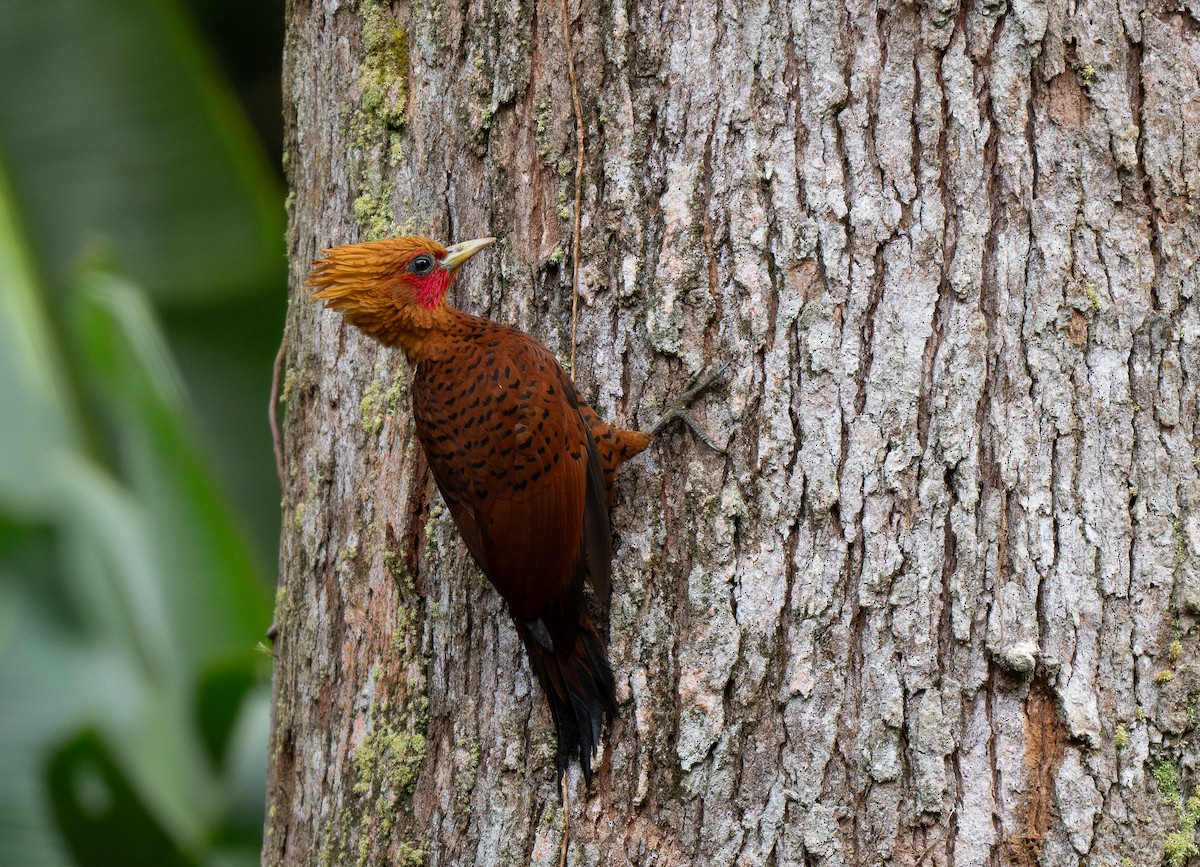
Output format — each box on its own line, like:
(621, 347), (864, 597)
(267, 0), (1200, 863)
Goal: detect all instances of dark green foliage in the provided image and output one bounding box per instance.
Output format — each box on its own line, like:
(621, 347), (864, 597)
(195, 659), (257, 769)
(46, 731), (197, 867)
(0, 1), (284, 865)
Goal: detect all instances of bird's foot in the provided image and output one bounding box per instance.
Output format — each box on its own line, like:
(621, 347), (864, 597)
(649, 363), (728, 452)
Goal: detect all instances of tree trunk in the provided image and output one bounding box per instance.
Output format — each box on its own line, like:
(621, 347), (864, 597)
(266, 0), (1200, 863)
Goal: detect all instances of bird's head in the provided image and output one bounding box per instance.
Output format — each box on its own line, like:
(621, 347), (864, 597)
(307, 235), (494, 345)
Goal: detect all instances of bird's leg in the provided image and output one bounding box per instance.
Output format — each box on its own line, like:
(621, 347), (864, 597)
(559, 775), (570, 867)
(648, 363), (728, 452)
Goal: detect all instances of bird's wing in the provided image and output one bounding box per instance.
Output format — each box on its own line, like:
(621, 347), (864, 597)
(413, 329), (610, 647)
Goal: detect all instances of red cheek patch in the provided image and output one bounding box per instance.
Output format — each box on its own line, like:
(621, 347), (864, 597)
(415, 269), (453, 309)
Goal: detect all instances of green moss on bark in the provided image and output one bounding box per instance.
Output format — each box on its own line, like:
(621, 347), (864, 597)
(360, 1), (408, 130)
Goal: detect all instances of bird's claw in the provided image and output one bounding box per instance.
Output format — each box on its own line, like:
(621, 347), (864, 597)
(655, 407), (726, 453)
(649, 362), (728, 452)
(680, 363), (726, 403)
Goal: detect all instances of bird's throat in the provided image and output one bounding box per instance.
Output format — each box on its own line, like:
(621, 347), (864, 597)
(386, 303), (466, 364)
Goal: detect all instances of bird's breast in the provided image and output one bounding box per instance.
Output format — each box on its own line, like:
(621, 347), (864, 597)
(412, 335), (584, 509)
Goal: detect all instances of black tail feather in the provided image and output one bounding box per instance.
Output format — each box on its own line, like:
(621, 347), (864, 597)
(518, 617), (616, 783)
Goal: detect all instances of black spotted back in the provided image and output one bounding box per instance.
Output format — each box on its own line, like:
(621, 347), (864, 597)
(410, 314), (596, 623)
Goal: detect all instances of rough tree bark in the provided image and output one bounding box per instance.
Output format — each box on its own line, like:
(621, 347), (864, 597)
(266, 0), (1200, 863)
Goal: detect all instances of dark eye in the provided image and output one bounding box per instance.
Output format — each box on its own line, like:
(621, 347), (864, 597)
(408, 254), (435, 276)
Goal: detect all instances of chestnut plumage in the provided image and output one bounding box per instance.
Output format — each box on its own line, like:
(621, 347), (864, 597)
(309, 235), (651, 781)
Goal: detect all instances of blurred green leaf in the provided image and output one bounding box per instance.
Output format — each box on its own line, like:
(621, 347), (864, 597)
(0, 133), (271, 867)
(0, 0), (288, 568)
(49, 452), (176, 677)
(46, 729), (197, 867)
(0, 511), (82, 636)
(0, 264), (273, 864)
(0, 0), (283, 306)
(0, 163), (79, 516)
(71, 268), (272, 665)
(195, 659), (256, 770)
(163, 296), (286, 567)
(0, 0), (282, 862)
